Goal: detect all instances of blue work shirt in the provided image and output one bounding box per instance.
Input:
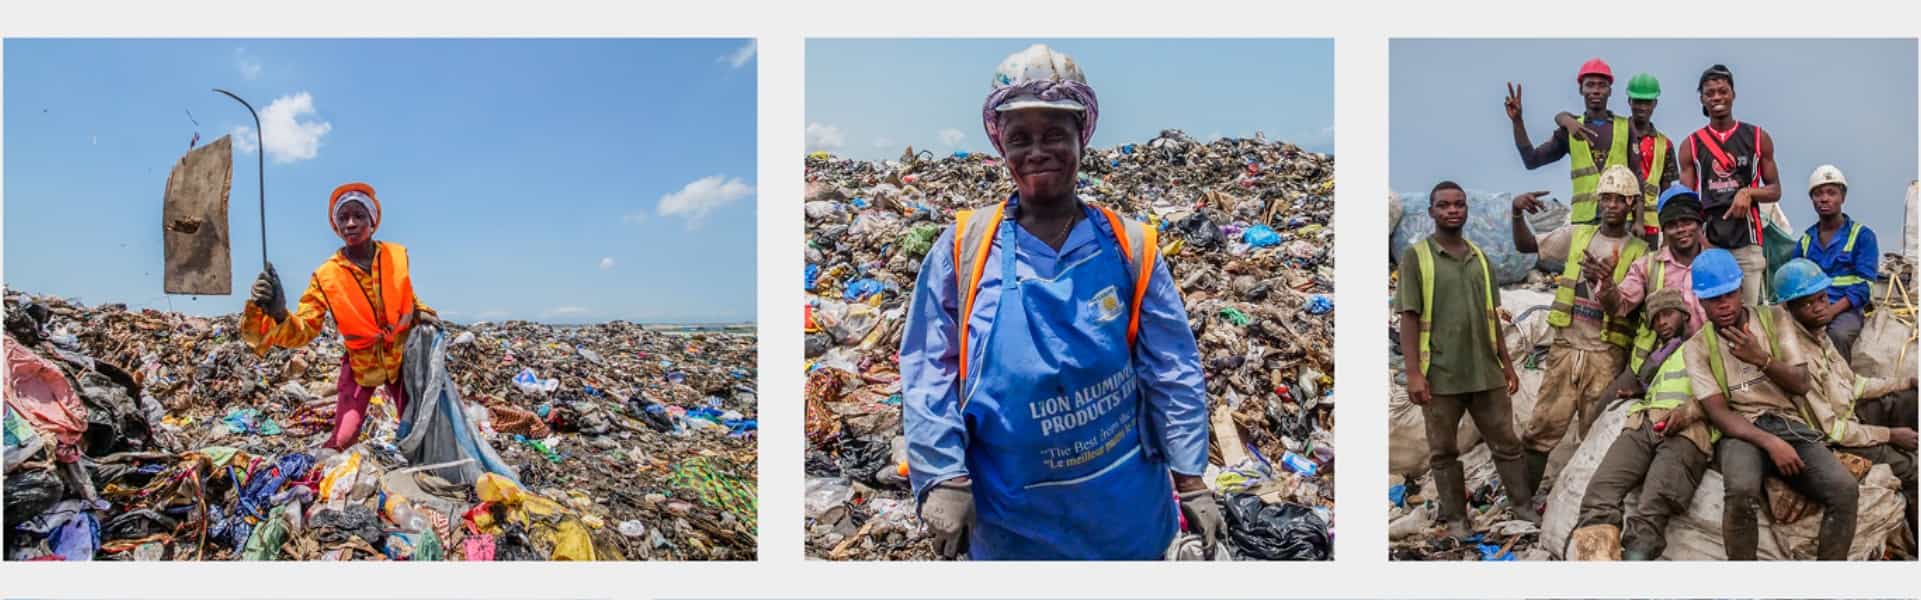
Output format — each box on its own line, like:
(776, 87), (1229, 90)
(1795, 214), (1877, 313)
(899, 199), (1209, 504)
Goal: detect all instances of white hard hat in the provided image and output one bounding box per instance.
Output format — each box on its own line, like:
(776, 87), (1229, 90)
(991, 44), (1088, 113)
(1807, 164), (1848, 194)
(1597, 164), (1640, 197)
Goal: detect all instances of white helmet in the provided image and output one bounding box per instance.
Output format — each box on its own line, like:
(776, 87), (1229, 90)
(1597, 164), (1640, 196)
(991, 44), (1088, 113)
(1807, 164), (1848, 194)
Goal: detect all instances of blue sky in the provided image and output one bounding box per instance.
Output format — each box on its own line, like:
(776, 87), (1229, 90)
(1391, 38), (1917, 236)
(807, 39), (1333, 161)
(5, 39), (758, 324)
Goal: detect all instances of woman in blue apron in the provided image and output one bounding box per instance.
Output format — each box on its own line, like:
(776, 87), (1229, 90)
(899, 44), (1216, 560)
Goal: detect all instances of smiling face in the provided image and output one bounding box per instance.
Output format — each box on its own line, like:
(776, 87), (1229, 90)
(997, 109), (1083, 202)
(1663, 216), (1702, 254)
(335, 202), (375, 246)
(1700, 78), (1735, 119)
(1581, 75), (1612, 112)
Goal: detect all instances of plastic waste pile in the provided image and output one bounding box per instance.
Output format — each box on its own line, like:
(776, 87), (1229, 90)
(1384, 191), (1915, 560)
(803, 131), (1335, 560)
(3, 289), (757, 560)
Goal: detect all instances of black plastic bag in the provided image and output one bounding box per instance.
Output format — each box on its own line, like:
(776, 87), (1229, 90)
(3, 470), (64, 532)
(1222, 493), (1330, 560)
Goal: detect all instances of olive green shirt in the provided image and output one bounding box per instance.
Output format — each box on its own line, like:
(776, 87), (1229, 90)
(1398, 237), (1505, 395)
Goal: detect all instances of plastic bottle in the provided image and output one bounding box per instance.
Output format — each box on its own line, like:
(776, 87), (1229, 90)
(1280, 451), (1319, 477)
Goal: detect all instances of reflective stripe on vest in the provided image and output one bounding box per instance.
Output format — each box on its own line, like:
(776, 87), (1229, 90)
(313, 241), (415, 352)
(1799, 222), (1869, 287)
(1629, 257), (1668, 372)
(1546, 225), (1647, 347)
(1412, 238), (1501, 376)
(952, 202), (1155, 385)
(1701, 308), (1806, 430)
(1638, 134), (1670, 230)
(1568, 116), (1632, 223)
(1630, 352), (1693, 412)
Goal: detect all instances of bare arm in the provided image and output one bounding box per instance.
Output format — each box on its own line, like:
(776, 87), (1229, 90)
(1702, 392), (1782, 449)
(1751, 129), (1782, 204)
(1677, 136), (1697, 190)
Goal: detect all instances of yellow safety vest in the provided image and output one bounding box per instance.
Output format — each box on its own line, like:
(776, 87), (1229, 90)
(1628, 256), (1668, 373)
(1547, 225), (1648, 347)
(1412, 238), (1502, 376)
(1631, 343), (1721, 443)
(1798, 222), (1868, 288)
(1702, 307), (1813, 431)
(1568, 116), (1631, 224)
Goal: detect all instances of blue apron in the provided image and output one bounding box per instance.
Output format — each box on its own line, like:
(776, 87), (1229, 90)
(961, 212), (1175, 560)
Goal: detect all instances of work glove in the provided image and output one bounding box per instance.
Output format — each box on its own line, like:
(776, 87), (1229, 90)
(921, 479), (973, 559)
(250, 263), (288, 322)
(1178, 488), (1226, 557)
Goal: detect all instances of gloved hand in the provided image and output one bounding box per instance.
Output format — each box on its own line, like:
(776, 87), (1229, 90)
(1178, 488), (1226, 557)
(250, 263), (288, 321)
(921, 479), (973, 559)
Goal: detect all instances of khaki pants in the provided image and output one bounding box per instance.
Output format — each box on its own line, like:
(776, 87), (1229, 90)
(1575, 420), (1710, 559)
(1732, 244), (1768, 306)
(1525, 344), (1624, 454)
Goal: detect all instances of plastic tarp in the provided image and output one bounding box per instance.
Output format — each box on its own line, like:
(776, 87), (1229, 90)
(1391, 190), (1568, 285)
(161, 135), (233, 295)
(399, 326), (520, 488)
(1541, 401), (1909, 560)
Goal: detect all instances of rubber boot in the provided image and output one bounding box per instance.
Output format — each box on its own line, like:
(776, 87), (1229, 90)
(1495, 457), (1543, 525)
(1433, 462), (1473, 541)
(1523, 449), (1551, 496)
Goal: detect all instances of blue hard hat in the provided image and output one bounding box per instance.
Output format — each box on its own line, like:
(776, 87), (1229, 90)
(1691, 248), (1744, 299)
(1772, 258), (1833, 304)
(1656, 183), (1700, 212)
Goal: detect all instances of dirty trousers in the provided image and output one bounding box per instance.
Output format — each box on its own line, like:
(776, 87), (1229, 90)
(1835, 443), (1919, 543)
(1524, 345), (1623, 454)
(1824, 309), (1864, 361)
(1717, 415), (1859, 560)
(1575, 420), (1709, 558)
(1423, 388), (1525, 469)
(1858, 389), (1918, 431)
(329, 354), (409, 450)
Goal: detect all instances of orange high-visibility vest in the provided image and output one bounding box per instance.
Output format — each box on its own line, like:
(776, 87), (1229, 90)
(314, 241), (416, 351)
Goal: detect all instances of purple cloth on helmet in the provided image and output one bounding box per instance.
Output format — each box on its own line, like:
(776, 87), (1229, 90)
(982, 79), (1100, 155)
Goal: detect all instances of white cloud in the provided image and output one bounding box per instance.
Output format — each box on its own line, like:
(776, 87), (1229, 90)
(231, 92), (331, 164)
(805, 122), (845, 153)
(235, 48), (262, 80)
(720, 41), (756, 69)
(542, 306), (592, 320)
(872, 137), (895, 149)
(657, 175), (755, 229)
(599, 257), (616, 270)
(938, 128), (966, 148)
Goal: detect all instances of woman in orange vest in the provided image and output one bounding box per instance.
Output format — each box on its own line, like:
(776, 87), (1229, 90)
(243, 182), (439, 450)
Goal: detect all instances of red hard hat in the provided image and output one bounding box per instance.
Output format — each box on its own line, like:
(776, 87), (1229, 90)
(1577, 58), (1613, 83)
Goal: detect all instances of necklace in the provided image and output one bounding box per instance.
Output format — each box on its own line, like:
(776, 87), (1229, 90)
(1054, 213), (1077, 245)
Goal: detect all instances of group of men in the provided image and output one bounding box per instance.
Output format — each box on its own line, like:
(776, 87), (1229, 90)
(1400, 58), (1919, 560)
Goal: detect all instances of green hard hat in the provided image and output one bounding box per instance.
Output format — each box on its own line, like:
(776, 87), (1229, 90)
(1627, 73), (1661, 100)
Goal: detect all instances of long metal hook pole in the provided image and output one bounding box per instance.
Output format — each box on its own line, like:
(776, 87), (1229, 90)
(212, 88), (267, 270)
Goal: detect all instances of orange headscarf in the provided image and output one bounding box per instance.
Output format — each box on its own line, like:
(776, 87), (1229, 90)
(327, 182), (382, 239)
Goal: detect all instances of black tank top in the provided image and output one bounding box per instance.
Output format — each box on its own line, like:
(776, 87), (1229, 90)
(1689, 122), (1762, 248)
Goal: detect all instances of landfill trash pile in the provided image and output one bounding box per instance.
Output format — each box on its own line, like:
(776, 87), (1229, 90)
(1385, 187), (1918, 560)
(803, 131), (1335, 560)
(3, 288), (757, 560)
